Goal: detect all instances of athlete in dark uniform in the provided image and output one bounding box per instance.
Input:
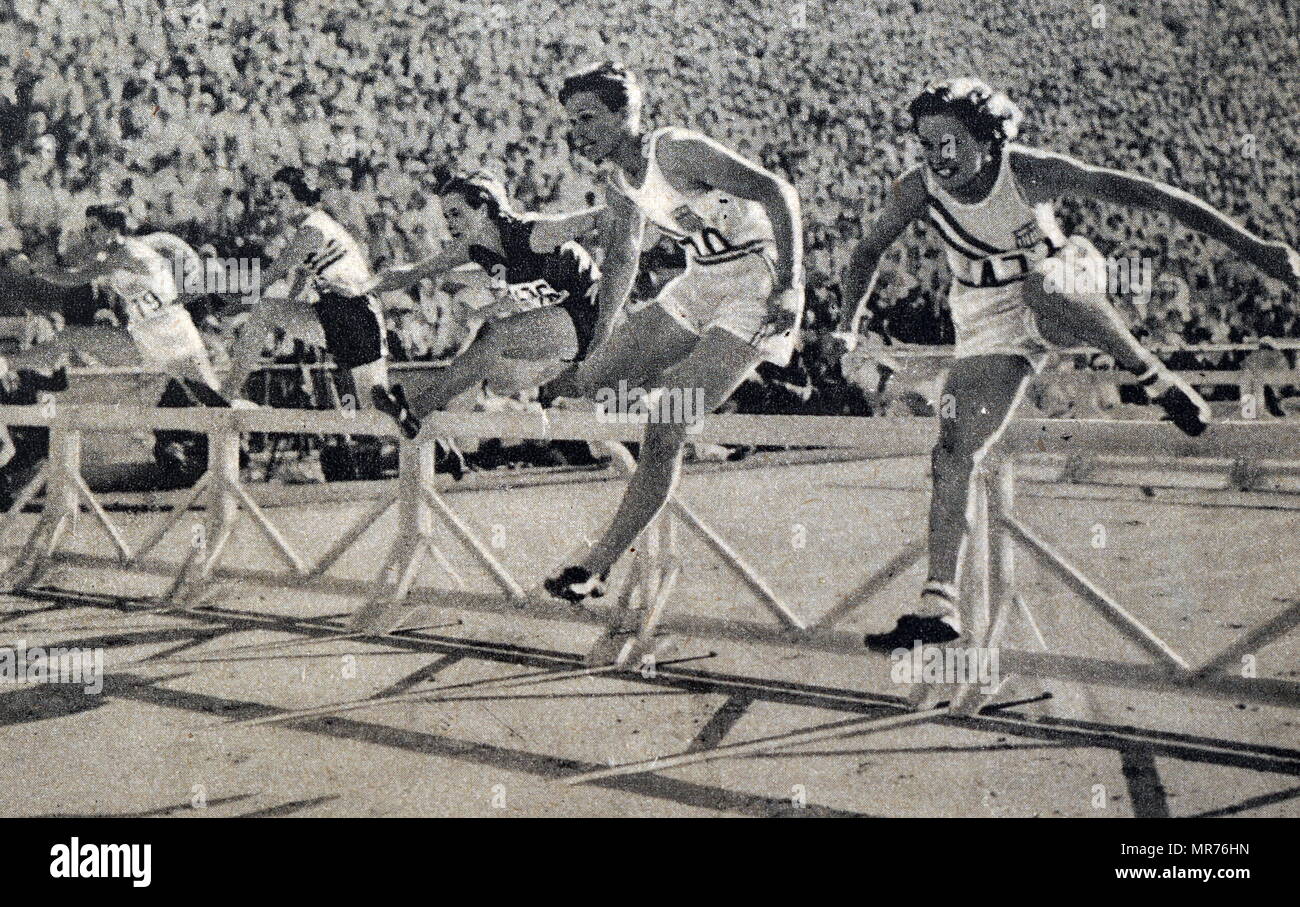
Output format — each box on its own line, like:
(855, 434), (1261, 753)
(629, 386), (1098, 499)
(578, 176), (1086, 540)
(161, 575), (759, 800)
(371, 170), (602, 417)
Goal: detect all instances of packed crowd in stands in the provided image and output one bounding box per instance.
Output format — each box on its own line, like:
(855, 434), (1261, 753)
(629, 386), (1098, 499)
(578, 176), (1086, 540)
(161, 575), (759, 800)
(0, 0), (1296, 432)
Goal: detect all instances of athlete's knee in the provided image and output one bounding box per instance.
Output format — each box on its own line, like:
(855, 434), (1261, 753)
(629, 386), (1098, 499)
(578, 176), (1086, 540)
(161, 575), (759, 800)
(462, 324), (508, 364)
(474, 319), (507, 350)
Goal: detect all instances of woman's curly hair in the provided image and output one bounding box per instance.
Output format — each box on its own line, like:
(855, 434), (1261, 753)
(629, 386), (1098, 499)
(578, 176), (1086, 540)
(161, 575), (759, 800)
(907, 77), (1024, 145)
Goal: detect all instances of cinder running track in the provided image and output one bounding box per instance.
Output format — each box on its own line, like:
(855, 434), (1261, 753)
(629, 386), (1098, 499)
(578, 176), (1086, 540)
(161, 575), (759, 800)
(2, 459), (1296, 817)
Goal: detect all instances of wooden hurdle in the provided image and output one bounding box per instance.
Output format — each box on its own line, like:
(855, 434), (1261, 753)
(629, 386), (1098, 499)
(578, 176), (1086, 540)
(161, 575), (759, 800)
(0, 402), (1297, 774)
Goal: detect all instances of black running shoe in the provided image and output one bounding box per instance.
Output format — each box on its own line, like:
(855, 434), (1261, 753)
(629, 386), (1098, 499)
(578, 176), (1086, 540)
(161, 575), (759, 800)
(865, 614), (961, 652)
(1138, 371), (1210, 437)
(544, 565), (608, 603)
(372, 384), (421, 440)
(536, 379), (561, 409)
(434, 440), (466, 481)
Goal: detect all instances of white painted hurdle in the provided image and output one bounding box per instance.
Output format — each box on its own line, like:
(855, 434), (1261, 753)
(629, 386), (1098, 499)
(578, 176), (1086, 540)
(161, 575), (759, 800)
(0, 403), (1297, 777)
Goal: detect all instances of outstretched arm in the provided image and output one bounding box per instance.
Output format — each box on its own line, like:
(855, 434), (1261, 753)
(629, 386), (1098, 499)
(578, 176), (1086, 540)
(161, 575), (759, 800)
(0, 426), (14, 469)
(281, 268), (311, 301)
(1015, 147), (1299, 287)
(259, 225), (320, 292)
(38, 244), (140, 287)
(586, 185), (645, 354)
(369, 240), (471, 293)
(141, 232), (201, 277)
(837, 168), (928, 335)
(536, 189), (643, 401)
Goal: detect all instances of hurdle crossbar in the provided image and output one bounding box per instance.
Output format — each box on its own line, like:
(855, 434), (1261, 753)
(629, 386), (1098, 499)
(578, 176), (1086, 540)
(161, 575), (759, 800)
(0, 402), (1296, 730)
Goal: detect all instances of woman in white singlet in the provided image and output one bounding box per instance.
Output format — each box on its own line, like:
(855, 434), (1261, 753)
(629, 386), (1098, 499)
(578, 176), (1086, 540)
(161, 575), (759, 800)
(228, 167), (420, 438)
(833, 78), (1300, 650)
(534, 64), (804, 666)
(34, 204), (224, 401)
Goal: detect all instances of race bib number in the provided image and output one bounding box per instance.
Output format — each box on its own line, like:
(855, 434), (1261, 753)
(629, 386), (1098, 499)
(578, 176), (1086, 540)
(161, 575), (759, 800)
(488, 265), (569, 308)
(123, 292), (167, 324)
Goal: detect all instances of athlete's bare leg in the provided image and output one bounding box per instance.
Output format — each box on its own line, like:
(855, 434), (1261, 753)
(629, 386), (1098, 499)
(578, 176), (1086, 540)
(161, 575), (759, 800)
(405, 306), (581, 417)
(576, 327), (761, 579)
(1022, 269), (1150, 372)
(227, 299), (323, 398)
(926, 354), (1033, 590)
(562, 304), (700, 399)
(865, 353), (1033, 650)
(1023, 262), (1209, 434)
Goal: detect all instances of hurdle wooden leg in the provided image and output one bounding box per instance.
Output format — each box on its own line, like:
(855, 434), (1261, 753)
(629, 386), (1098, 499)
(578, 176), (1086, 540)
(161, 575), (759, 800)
(420, 483), (524, 599)
(813, 537), (927, 631)
(583, 512), (684, 668)
(349, 442), (441, 634)
(166, 429), (242, 608)
(4, 513), (69, 592)
(984, 458), (1015, 638)
(1004, 513), (1192, 670)
(425, 538), (467, 590)
(0, 462), (47, 582)
(229, 480), (307, 574)
(603, 441), (806, 631)
(1194, 599), (1300, 677)
(0, 461), (48, 553)
(73, 471), (132, 563)
(937, 464), (995, 715)
(668, 495), (807, 631)
(2, 427), (80, 591)
(584, 518), (654, 667)
(952, 457), (1053, 715)
(623, 514), (683, 667)
(309, 492), (396, 577)
(128, 472), (210, 566)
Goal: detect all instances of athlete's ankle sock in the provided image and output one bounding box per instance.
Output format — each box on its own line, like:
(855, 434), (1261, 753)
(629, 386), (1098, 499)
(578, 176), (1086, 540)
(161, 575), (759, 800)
(1136, 364), (1173, 398)
(914, 580), (960, 626)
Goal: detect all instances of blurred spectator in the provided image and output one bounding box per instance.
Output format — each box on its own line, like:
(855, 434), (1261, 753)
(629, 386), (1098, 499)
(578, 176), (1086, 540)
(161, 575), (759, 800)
(0, 0), (1292, 443)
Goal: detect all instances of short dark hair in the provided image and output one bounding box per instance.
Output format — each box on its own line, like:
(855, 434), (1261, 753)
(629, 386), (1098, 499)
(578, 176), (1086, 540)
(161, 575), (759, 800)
(272, 165), (321, 205)
(432, 168), (519, 226)
(558, 62), (642, 119)
(85, 204), (129, 233)
(907, 78), (1023, 146)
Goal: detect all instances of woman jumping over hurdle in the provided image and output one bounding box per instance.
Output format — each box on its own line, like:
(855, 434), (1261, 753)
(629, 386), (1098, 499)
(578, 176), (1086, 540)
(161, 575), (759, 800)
(227, 166), (421, 439)
(34, 204), (228, 406)
(833, 78), (1300, 650)
(368, 170), (603, 417)
(539, 63), (804, 632)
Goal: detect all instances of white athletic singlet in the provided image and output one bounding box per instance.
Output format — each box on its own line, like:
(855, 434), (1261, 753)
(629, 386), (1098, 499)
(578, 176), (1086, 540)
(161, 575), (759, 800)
(300, 209), (373, 297)
(922, 145), (1062, 289)
(921, 146), (1071, 364)
(607, 127), (799, 367)
(98, 237), (207, 367)
(609, 127), (775, 268)
(102, 237), (180, 326)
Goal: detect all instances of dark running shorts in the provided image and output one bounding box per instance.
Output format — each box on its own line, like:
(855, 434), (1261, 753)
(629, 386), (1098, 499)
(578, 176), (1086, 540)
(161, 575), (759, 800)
(559, 298), (598, 362)
(315, 292), (386, 369)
